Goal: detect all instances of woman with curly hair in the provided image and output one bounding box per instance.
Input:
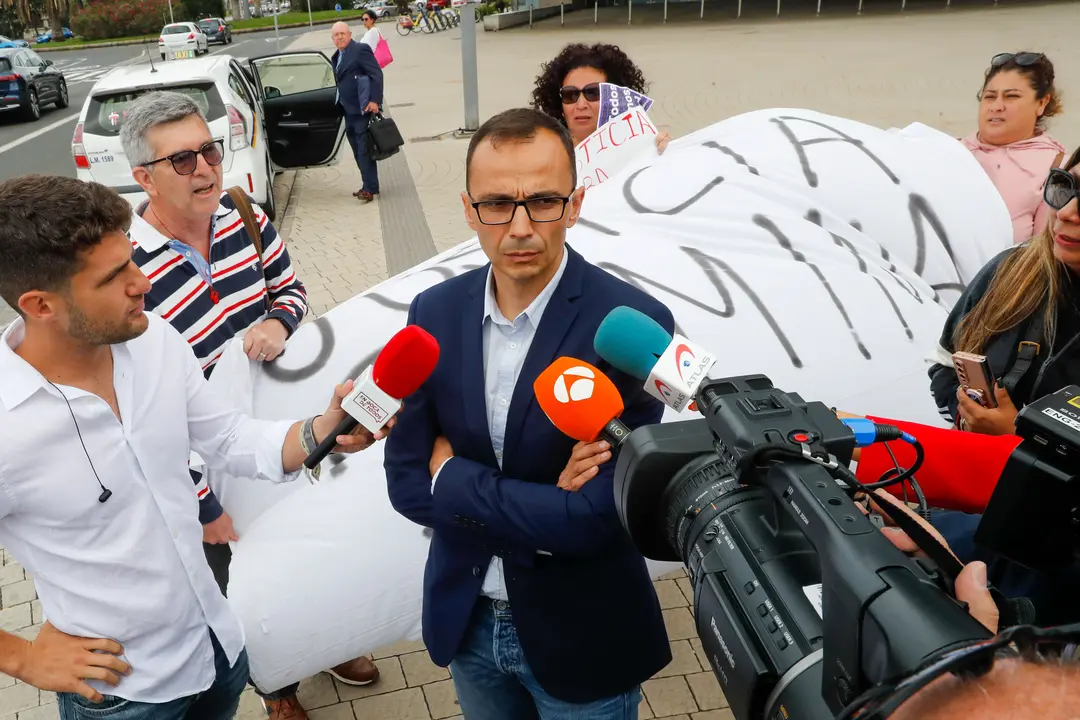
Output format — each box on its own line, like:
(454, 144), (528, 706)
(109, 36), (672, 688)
(531, 42), (670, 152)
(962, 51), (1065, 245)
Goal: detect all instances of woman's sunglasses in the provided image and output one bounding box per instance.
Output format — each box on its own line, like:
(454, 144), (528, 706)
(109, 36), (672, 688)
(560, 83), (601, 105)
(1044, 168), (1080, 211)
(990, 52), (1044, 68)
(142, 139), (225, 176)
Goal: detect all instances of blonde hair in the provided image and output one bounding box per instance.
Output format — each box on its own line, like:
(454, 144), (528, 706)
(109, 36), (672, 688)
(953, 228), (1061, 354)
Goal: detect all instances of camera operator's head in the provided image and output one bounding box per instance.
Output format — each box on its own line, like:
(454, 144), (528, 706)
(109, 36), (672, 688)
(892, 652), (1080, 719)
(0, 175), (148, 348)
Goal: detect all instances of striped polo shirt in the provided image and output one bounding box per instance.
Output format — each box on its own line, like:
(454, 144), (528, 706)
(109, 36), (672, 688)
(129, 190), (308, 378)
(130, 190), (308, 522)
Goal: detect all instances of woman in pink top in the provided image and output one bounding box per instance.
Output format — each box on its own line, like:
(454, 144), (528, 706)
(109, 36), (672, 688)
(962, 52), (1065, 245)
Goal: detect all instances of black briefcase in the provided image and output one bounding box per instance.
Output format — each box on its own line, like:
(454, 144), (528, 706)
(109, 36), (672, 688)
(367, 113), (404, 161)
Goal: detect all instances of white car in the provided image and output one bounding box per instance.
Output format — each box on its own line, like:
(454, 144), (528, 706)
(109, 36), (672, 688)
(158, 22), (209, 61)
(363, 0), (396, 17)
(71, 52), (348, 221)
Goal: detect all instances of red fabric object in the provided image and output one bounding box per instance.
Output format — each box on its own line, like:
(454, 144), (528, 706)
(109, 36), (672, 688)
(854, 416), (1022, 514)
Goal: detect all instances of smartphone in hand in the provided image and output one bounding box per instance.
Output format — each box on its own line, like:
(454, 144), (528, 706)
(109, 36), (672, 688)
(952, 351), (999, 409)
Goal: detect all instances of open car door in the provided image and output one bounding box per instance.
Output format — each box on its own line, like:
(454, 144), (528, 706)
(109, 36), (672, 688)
(247, 51), (345, 170)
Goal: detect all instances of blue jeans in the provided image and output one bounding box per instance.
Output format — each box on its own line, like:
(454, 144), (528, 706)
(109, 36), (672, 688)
(345, 113), (379, 195)
(57, 631), (249, 720)
(450, 598), (640, 720)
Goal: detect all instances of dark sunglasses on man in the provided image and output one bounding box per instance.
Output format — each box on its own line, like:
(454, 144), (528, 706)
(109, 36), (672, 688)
(990, 51), (1044, 68)
(560, 82), (601, 105)
(142, 139), (225, 175)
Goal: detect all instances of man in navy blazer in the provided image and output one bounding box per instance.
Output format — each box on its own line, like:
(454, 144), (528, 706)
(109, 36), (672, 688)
(384, 108), (673, 719)
(330, 22), (383, 202)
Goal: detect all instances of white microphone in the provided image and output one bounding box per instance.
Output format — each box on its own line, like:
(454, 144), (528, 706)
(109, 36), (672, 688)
(643, 334), (717, 412)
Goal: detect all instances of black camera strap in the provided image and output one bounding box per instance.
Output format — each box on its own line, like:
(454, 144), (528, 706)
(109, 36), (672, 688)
(867, 489), (1035, 628)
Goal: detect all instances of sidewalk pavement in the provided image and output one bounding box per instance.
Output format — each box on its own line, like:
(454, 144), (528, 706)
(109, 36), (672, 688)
(3, 1), (1080, 717)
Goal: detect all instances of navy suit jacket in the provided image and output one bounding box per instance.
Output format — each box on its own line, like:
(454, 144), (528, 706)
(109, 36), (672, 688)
(384, 245), (674, 703)
(331, 39), (383, 117)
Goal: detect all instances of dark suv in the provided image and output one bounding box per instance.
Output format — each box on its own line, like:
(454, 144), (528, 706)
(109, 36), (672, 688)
(0, 47), (68, 121)
(198, 18), (232, 45)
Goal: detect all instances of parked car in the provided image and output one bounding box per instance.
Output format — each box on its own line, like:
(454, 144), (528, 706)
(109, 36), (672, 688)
(198, 17), (233, 45)
(363, 0), (396, 17)
(72, 52), (347, 222)
(0, 46), (68, 121)
(0, 34), (29, 49)
(158, 22), (208, 61)
(34, 27), (73, 43)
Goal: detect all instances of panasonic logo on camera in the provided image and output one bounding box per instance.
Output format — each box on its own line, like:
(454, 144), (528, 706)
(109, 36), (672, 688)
(710, 616), (737, 670)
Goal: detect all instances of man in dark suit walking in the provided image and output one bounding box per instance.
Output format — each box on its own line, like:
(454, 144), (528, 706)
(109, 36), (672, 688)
(384, 108), (673, 719)
(330, 21), (383, 203)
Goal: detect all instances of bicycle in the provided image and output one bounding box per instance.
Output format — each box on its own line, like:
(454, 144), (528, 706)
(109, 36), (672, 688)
(395, 11), (434, 34)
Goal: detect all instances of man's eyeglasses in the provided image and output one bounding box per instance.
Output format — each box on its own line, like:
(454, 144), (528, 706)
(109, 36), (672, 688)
(470, 196), (571, 226)
(838, 621), (1080, 720)
(560, 83), (601, 105)
(143, 139), (225, 175)
(990, 52), (1044, 68)
(1044, 168), (1080, 211)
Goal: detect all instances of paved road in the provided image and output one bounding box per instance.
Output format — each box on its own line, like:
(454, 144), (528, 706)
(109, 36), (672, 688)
(0, 23), (321, 185)
(0, 23), (323, 324)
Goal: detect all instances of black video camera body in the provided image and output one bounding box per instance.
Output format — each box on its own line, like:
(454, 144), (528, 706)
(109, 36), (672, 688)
(613, 375), (991, 720)
(976, 385), (1080, 571)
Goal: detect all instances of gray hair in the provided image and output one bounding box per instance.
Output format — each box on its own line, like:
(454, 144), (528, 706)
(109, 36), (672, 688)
(119, 91), (208, 167)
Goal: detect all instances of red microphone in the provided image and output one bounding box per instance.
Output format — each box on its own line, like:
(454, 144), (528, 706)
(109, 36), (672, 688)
(533, 357), (632, 447)
(304, 325), (440, 470)
(856, 416), (1020, 514)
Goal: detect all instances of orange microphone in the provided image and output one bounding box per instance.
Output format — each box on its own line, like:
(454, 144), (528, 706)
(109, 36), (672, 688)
(533, 357), (632, 447)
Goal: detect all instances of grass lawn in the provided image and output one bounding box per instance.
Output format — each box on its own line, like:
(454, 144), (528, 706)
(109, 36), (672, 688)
(232, 9), (369, 29)
(36, 34), (159, 49)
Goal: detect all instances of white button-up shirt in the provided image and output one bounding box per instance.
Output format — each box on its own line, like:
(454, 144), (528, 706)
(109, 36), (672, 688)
(475, 249), (568, 600)
(0, 313), (298, 703)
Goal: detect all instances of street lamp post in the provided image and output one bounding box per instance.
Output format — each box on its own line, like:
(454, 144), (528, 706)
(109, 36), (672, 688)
(273, 0), (281, 50)
(459, 2), (479, 133)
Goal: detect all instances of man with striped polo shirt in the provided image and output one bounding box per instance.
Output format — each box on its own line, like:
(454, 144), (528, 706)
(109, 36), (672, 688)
(121, 90), (377, 720)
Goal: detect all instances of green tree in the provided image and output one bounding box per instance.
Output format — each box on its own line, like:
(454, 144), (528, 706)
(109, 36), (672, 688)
(179, 0), (222, 18)
(42, 0), (71, 42)
(0, 4), (24, 38)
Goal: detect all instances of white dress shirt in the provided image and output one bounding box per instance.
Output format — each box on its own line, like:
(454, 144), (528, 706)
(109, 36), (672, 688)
(0, 313), (298, 703)
(433, 250), (569, 601)
(360, 27), (383, 51)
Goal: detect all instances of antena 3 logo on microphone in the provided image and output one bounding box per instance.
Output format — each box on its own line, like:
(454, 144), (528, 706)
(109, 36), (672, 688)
(534, 357), (625, 443)
(646, 335), (715, 412)
(553, 366), (596, 403)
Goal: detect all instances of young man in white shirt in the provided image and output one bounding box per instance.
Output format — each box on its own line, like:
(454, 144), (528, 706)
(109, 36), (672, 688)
(0, 174), (386, 719)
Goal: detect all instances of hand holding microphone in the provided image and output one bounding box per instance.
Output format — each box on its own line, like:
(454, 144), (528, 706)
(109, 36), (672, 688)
(533, 357), (630, 491)
(304, 325), (440, 472)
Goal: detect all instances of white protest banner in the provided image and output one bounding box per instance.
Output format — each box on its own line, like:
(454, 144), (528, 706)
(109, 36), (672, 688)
(208, 109), (1013, 692)
(577, 106), (660, 192)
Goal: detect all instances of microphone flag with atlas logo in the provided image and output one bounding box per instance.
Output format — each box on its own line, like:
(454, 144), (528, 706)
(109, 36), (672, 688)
(594, 306), (717, 413)
(533, 357), (631, 447)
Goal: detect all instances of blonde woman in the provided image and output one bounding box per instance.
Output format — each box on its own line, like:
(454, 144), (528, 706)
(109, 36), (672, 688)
(929, 148), (1080, 435)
